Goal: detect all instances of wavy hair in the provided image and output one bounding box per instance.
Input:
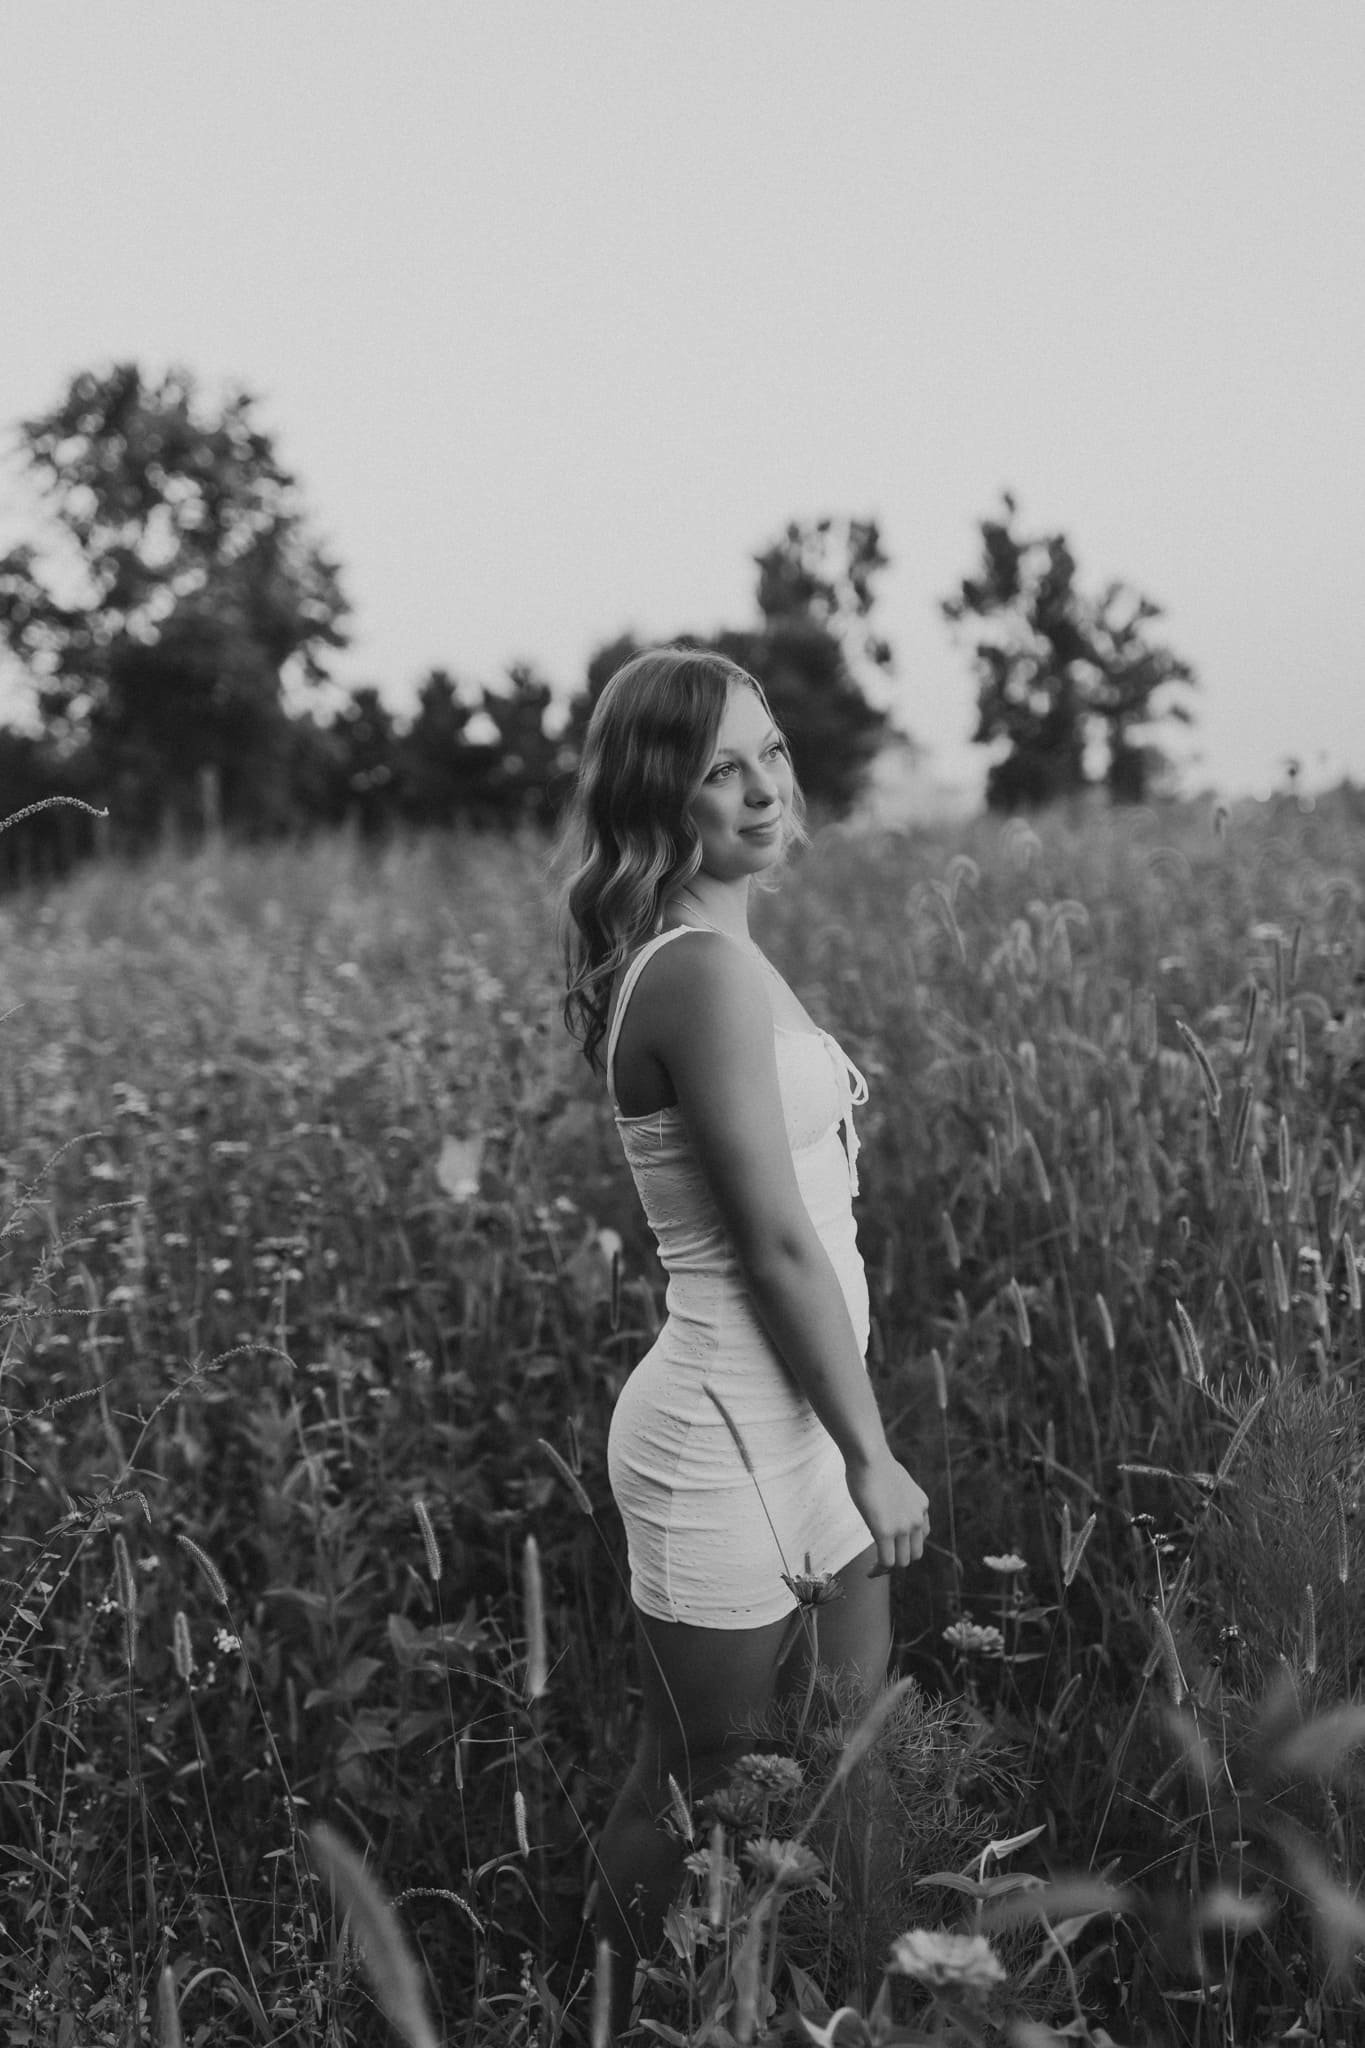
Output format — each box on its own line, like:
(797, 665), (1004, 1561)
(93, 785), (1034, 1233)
(555, 646), (806, 1071)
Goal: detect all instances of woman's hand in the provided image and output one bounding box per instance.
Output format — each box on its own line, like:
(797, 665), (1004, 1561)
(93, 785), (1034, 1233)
(844, 1449), (931, 1575)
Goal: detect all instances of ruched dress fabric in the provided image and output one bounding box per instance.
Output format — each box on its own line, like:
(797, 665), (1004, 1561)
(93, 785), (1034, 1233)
(605, 926), (873, 1629)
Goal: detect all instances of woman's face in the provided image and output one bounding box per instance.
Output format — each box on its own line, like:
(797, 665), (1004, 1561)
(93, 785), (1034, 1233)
(687, 682), (795, 882)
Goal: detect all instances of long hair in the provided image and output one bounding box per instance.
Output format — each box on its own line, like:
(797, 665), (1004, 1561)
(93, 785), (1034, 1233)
(555, 646), (806, 1071)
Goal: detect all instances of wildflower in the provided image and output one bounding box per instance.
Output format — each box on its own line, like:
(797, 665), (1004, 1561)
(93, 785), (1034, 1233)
(683, 1842), (739, 1886)
(982, 1553), (1027, 1575)
(782, 1552), (844, 1608)
(942, 1619), (1005, 1658)
(743, 1837), (824, 1889)
(889, 1929), (1006, 1995)
(213, 1627), (241, 1655)
(731, 1753), (804, 1799)
(700, 1782), (763, 1830)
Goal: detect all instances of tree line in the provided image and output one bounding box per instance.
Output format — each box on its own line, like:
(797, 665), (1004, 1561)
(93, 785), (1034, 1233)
(0, 365), (1195, 881)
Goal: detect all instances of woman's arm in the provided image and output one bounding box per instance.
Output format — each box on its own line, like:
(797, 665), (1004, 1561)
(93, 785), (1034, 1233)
(640, 935), (929, 1571)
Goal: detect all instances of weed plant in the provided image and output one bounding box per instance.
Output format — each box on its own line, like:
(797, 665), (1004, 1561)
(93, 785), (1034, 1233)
(0, 788), (1363, 2044)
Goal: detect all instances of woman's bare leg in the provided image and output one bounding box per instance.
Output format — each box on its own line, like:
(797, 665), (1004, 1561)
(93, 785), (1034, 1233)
(791, 1545), (890, 1697)
(594, 1605), (788, 2035)
(784, 1546), (893, 2008)
(593, 1550), (890, 2037)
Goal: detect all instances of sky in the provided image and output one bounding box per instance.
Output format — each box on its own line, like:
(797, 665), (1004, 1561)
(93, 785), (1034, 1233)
(2, 3), (1363, 804)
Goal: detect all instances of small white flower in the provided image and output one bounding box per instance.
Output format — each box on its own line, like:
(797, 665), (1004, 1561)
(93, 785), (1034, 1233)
(983, 1553), (1027, 1574)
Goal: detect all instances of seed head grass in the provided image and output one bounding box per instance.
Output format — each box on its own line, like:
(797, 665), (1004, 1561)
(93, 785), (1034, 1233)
(2, 799), (1364, 2041)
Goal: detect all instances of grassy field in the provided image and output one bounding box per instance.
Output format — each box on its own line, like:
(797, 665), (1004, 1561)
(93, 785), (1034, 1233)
(2, 789), (1364, 2047)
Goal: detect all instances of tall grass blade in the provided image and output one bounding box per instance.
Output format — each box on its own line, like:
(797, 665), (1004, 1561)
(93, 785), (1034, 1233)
(311, 1824), (440, 2048)
(157, 1964), (186, 2048)
(522, 1535), (547, 1701)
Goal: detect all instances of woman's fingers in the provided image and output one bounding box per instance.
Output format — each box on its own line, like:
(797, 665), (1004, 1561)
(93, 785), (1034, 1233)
(854, 1461), (931, 1574)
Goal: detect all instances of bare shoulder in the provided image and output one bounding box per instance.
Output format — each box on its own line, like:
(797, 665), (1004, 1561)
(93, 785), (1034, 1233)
(632, 930), (771, 1059)
(634, 932), (812, 1266)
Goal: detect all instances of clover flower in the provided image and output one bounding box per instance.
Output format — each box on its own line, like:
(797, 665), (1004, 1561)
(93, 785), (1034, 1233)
(743, 1837), (824, 1888)
(982, 1552), (1027, 1575)
(731, 1753), (805, 1799)
(889, 1929), (1006, 1994)
(942, 1619), (1005, 1657)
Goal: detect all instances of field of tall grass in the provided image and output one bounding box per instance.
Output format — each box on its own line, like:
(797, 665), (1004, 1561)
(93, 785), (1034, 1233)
(2, 788), (1364, 2047)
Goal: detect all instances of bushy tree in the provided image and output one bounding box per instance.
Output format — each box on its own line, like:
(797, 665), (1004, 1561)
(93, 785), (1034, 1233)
(475, 663), (564, 827)
(753, 515), (894, 685)
(567, 519), (895, 819)
(0, 363), (348, 839)
(394, 669), (487, 828)
(943, 493), (1195, 809)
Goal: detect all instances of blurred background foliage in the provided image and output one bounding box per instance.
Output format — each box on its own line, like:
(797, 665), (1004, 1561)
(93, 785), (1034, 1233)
(0, 364), (1211, 885)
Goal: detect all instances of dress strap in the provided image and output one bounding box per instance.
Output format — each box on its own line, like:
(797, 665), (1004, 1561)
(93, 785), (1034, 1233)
(605, 927), (702, 1109)
(820, 1032), (869, 1195)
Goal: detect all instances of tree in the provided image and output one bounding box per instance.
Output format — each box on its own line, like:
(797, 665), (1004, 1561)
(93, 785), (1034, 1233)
(327, 685), (399, 838)
(475, 664), (564, 827)
(942, 494), (1195, 809)
(394, 668), (487, 828)
(753, 516), (895, 685)
(0, 362), (348, 838)
(567, 519), (895, 819)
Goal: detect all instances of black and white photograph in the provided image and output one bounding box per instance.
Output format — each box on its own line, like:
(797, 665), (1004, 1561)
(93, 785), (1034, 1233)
(2, 8), (1363, 2045)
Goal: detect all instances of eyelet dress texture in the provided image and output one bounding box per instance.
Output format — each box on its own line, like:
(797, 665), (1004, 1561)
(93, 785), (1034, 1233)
(605, 927), (873, 1628)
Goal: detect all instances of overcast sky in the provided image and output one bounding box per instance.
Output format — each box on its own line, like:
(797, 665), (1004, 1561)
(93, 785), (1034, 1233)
(2, 3), (1362, 801)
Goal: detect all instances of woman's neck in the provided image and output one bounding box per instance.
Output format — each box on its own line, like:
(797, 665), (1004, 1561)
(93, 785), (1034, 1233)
(664, 880), (751, 942)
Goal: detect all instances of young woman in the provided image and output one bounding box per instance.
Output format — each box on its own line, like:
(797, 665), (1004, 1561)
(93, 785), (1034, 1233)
(558, 647), (929, 2031)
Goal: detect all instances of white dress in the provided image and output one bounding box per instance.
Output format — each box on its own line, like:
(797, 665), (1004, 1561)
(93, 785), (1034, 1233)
(605, 926), (873, 1628)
